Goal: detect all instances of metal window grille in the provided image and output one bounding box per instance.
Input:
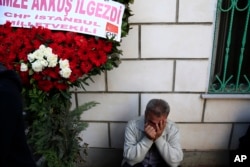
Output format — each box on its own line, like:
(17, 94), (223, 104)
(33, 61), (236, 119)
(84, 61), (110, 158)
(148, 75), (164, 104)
(209, 0), (250, 93)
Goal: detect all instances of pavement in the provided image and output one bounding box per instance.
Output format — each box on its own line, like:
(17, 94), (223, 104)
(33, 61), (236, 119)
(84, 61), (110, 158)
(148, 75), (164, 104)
(82, 149), (231, 167)
(181, 151), (229, 167)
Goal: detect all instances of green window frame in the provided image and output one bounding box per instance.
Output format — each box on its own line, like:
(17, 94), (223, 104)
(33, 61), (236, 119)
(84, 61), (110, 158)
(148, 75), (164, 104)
(209, 0), (250, 94)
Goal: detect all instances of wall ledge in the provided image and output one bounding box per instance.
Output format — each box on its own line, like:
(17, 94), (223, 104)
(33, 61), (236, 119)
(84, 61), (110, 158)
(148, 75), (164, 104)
(201, 94), (250, 99)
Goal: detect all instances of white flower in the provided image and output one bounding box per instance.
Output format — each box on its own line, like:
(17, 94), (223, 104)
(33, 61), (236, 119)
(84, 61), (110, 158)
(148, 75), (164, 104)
(39, 59), (49, 67)
(20, 63), (28, 72)
(39, 44), (46, 50)
(59, 59), (70, 69)
(31, 61), (43, 72)
(34, 50), (43, 60)
(42, 50), (52, 59)
(28, 53), (36, 62)
(47, 54), (58, 67)
(59, 59), (71, 78)
(59, 67), (72, 78)
(28, 45), (61, 72)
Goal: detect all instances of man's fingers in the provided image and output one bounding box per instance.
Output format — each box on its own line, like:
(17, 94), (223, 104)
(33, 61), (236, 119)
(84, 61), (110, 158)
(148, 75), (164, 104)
(145, 125), (156, 139)
(156, 123), (160, 131)
(145, 125), (154, 132)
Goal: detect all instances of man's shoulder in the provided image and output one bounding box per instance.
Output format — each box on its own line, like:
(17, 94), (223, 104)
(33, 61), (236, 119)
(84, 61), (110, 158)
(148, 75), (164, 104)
(127, 116), (144, 129)
(167, 119), (176, 125)
(128, 116), (143, 123)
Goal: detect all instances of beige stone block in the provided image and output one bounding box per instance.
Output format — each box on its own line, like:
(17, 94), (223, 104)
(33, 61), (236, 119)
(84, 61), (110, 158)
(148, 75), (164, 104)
(120, 25), (139, 59)
(204, 100), (250, 122)
(179, 124), (232, 150)
(179, 0), (217, 22)
(107, 60), (173, 91)
(78, 93), (139, 121)
(175, 60), (209, 92)
(130, 0), (176, 23)
(141, 25), (213, 58)
(141, 94), (204, 122)
(110, 123), (127, 148)
(79, 122), (109, 148)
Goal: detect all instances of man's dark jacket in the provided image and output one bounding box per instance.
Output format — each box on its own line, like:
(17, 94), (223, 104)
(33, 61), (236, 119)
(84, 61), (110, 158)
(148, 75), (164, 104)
(0, 64), (36, 167)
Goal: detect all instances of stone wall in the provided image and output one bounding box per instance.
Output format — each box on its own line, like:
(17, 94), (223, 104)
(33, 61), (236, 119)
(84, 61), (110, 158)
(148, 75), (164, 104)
(72, 0), (250, 166)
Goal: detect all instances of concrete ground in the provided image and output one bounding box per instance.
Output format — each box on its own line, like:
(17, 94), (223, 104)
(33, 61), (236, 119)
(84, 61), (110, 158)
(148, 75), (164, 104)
(181, 151), (229, 167)
(81, 148), (230, 167)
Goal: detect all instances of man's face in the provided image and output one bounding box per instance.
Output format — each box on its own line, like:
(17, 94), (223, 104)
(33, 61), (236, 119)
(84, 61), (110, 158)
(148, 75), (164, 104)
(145, 112), (167, 130)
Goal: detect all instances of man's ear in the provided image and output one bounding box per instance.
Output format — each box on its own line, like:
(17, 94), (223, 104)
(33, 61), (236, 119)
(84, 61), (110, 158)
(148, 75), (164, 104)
(164, 113), (169, 119)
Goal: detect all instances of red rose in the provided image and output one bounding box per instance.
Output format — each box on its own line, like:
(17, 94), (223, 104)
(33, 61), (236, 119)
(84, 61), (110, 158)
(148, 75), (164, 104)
(37, 80), (54, 92)
(81, 61), (93, 74)
(54, 82), (68, 90)
(89, 50), (107, 67)
(0, 21), (119, 93)
(69, 69), (82, 83)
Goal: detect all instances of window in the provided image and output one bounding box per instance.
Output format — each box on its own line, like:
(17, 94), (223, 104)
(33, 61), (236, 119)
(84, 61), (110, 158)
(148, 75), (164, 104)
(209, 0), (250, 94)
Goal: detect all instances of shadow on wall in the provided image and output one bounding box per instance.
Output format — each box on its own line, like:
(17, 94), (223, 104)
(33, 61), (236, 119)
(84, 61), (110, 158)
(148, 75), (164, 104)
(110, 123), (126, 149)
(235, 106), (250, 122)
(231, 106), (250, 149)
(229, 125), (250, 167)
(82, 123), (126, 167)
(227, 107), (250, 166)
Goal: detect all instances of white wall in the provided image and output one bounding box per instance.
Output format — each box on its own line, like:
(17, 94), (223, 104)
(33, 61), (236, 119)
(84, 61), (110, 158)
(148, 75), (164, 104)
(74, 0), (250, 154)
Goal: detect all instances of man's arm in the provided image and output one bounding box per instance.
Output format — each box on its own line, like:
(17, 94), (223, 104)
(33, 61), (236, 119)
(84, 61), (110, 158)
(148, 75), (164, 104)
(123, 120), (153, 165)
(154, 123), (183, 167)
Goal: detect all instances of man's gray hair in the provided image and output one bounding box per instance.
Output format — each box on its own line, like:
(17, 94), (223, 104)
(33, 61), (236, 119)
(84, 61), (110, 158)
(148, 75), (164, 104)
(145, 99), (170, 117)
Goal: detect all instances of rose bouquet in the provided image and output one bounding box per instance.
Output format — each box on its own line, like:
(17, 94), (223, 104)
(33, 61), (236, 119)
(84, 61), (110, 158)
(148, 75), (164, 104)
(0, 21), (118, 93)
(0, 21), (118, 166)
